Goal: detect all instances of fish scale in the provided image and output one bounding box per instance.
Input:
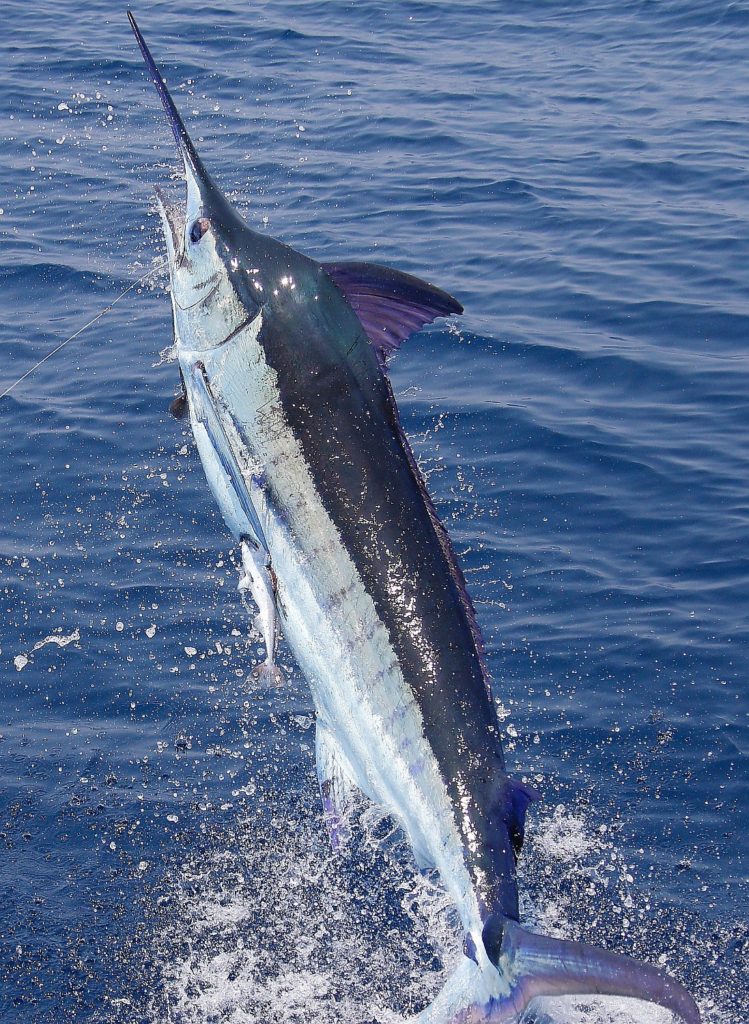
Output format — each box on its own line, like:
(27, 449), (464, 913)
(190, 303), (474, 925)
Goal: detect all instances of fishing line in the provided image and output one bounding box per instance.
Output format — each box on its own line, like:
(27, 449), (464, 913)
(0, 258), (169, 401)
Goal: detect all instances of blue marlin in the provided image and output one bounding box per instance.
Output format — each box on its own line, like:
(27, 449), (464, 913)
(128, 13), (701, 1023)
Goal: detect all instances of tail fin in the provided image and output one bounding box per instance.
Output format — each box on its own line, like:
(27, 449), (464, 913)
(415, 921), (700, 1024)
(495, 920), (700, 1022)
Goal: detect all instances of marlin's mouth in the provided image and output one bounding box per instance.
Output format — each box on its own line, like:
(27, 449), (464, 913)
(155, 188), (222, 310)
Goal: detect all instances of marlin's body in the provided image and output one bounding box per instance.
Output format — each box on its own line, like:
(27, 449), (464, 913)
(129, 14), (701, 1023)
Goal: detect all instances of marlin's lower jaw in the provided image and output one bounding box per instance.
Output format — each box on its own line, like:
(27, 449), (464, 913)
(154, 186), (184, 266)
(155, 200), (253, 349)
(154, 190), (219, 303)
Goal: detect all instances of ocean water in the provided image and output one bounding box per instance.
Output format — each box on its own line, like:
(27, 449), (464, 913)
(0, 1), (746, 1021)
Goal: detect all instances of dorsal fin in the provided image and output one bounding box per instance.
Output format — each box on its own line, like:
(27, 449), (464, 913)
(322, 260), (463, 363)
(378, 368), (491, 683)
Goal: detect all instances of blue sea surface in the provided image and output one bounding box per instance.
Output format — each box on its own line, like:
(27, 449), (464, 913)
(0, 1), (746, 1021)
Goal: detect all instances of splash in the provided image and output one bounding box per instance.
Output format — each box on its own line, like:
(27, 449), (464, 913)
(94, 786), (745, 1024)
(13, 628), (81, 671)
(32, 628), (81, 652)
(140, 793), (461, 1024)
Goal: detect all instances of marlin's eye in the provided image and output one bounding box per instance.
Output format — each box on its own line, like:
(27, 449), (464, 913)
(190, 217), (210, 244)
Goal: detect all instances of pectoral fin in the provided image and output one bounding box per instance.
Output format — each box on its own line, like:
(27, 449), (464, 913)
(189, 361), (268, 550)
(170, 389), (188, 419)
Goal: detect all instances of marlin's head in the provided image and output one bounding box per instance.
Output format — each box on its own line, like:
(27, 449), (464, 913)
(128, 11), (280, 355)
(154, 166), (252, 354)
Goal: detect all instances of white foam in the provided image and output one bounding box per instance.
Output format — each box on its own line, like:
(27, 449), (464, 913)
(533, 804), (604, 865)
(144, 805), (460, 1024)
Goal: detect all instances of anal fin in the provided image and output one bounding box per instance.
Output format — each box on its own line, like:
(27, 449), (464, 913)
(315, 723), (357, 852)
(189, 361), (268, 549)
